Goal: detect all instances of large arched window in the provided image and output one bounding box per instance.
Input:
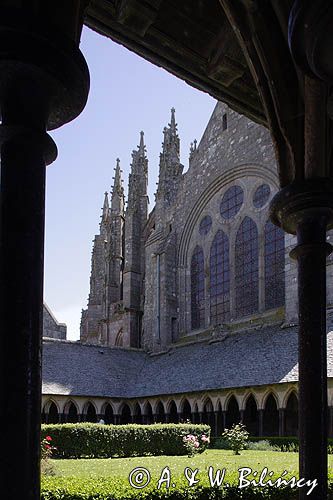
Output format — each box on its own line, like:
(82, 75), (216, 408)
(235, 217), (259, 317)
(210, 230), (230, 324)
(191, 246), (205, 330)
(264, 221), (285, 309)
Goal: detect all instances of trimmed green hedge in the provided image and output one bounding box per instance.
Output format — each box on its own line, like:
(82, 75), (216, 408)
(41, 477), (333, 499)
(211, 436), (333, 453)
(41, 423), (210, 458)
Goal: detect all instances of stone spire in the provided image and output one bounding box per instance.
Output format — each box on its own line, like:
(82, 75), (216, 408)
(111, 158), (124, 214)
(101, 191), (110, 226)
(138, 130), (145, 157)
(170, 107), (177, 134)
(127, 131), (148, 211)
(156, 108), (183, 206)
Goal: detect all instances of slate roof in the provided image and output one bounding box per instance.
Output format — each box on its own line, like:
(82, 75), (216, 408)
(42, 325), (333, 399)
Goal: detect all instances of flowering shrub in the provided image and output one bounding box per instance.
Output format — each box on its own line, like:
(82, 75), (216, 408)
(183, 433), (210, 456)
(41, 435), (56, 476)
(221, 423), (249, 455)
(41, 435), (54, 460)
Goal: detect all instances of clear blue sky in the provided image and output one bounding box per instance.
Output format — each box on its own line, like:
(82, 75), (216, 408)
(44, 26), (216, 340)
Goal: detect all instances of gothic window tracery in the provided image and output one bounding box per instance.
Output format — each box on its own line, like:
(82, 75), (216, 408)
(235, 217), (259, 317)
(210, 230), (230, 324)
(191, 246), (205, 330)
(199, 215), (212, 236)
(264, 221), (285, 309)
(220, 185), (244, 219)
(253, 184), (270, 208)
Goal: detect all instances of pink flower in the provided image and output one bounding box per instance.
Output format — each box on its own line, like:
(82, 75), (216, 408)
(45, 436), (52, 441)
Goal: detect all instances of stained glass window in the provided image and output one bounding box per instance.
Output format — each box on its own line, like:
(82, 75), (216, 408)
(220, 185), (244, 219)
(191, 246), (205, 330)
(264, 221), (285, 309)
(235, 217), (259, 317)
(253, 184), (270, 208)
(210, 230), (230, 324)
(199, 215), (212, 236)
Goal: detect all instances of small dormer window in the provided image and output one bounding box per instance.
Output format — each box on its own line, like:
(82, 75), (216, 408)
(222, 113), (227, 131)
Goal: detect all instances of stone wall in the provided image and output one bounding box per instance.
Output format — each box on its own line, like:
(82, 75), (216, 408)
(43, 304), (67, 340)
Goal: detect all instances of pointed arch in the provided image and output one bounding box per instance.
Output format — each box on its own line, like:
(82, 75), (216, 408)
(180, 398), (192, 422)
(226, 395), (240, 428)
(235, 217), (259, 317)
(44, 400), (60, 424)
(48, 401), (59, 423)
(133, 402), (142, 424)
(103, 403), (114, 424)
(263, 393), (279, 436)
(120, 403), (132, 424)
(191, 246), (205, 330)
(144, 401), (153, 424)
(65, 400), (79, 423)
(115, 329), (124, 346)
(285, 392), (298, 436)
(264, 220), (285, 309)
(243, 394), (259, 436)
(155, 401), (165, 423)
(210, 230), (230, 324)
(84, 402), (97, 423)
(168, 400), (179, 423)
(202, 396), (215, 433)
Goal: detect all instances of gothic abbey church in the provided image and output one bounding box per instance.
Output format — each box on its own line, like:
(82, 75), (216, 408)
(42, 103), (333, 437)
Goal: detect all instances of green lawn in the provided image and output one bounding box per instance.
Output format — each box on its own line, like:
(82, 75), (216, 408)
(51, 449), (333, 485)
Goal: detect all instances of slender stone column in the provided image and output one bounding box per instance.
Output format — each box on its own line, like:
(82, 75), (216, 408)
(214, 411), (219, 436)
(222, 410), (227, 430)
(278, 409), (285, 437)
(258, 409), (264, 437)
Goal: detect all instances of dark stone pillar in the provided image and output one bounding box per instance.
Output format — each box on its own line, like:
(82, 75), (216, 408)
(239, 410), (245, 423)
(165, 413), (170, 423)
(294, 208), (330, 500)
(258, 409), (264, 437)
(114, 414), (120, 425)
(198, 412), (203, 423)
(279, 409), (285, 437)
(0, 7), (89, 500)
(271, 179), (333, 499)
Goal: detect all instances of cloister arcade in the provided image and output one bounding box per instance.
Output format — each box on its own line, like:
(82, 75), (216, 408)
(42, 382), (333, 438)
